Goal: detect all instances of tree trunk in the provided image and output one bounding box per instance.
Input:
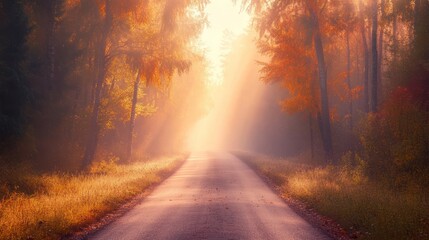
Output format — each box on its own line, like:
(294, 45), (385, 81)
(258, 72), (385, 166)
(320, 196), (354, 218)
(309, 113), (314, 161)
(346, 31), (353, 130)
(81, 0), (113, 169)
(370, 0), (378, 112)
(46, 0), (60, 95)
(359, 0), (370, 113)
(356, 37), (360, 90)
(378, 0), (385, 100)
(392, 2), (398, 63)
(414, 0), (421, 34)
(309, 6), (334, 163)
(125, 70), (141, 162)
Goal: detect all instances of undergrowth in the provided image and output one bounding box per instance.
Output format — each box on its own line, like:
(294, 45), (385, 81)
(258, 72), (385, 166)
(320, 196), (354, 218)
(0, 155), (185, 240)
(238, 152), (429, 240)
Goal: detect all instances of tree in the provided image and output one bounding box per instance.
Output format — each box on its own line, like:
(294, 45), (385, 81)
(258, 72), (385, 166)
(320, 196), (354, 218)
(358, 0), (370, 112)
(243, 0), (335, 162)
(122, 0), (204, 161)
(81, 0), (114, 169)
(28, 0), (66, 94)
(81, 0), (206, 167)
(0, 0), (30, 150)
(332, 0), (358, 130)
(370, 0), (379, 112)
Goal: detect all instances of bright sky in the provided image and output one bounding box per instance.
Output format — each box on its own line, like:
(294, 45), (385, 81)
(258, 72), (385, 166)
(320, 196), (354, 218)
(198, 0), (251, 84)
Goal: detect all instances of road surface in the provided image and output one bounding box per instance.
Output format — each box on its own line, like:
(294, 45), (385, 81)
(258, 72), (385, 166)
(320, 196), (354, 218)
(90, 152), (330, 240)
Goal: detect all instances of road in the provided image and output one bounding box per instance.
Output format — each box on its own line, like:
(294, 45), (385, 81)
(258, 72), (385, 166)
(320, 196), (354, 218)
(89, 152), (330, 240)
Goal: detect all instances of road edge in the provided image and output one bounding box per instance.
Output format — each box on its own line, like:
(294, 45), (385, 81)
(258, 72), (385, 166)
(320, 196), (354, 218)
(61, 154), (189, 240)
(232, 151), (352, 240)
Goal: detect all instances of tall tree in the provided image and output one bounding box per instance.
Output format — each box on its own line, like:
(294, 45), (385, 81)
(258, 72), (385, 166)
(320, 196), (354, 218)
(81, 0), (114, 168)
(123, 0), (204, 161)
(341, 0), (358, 130)
(378, 0), (385, 99)
(82, 0), (206, 167)
(370, 0), (379, 112)
(359, 0), (370, 112)
(0, 0), (29, 148)
(243, 0), (335, 162)
(307, 1), (333, 161)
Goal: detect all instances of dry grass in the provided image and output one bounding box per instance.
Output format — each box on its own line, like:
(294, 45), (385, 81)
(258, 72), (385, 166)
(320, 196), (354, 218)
(239, 153), (429, 240)
(0, 156), (185, 240)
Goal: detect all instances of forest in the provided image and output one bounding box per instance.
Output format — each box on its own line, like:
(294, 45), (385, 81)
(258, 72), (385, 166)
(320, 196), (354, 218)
(0, 0), (428, 239)
(241, 0), (429, 176)
(0, 0), (211, 171)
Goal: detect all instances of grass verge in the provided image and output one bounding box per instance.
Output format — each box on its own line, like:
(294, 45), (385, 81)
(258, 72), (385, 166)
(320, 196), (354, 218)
(237, 152), (429, 240)
(0, 155), (185, 240)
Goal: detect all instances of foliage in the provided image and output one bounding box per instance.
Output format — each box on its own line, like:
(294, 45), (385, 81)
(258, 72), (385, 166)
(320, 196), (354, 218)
(0, 155), (185, 240)
(359, 86), (429, 183)
(240, 153), (429, 240)
(0, 161), (41, 200)
(0, 0), (208, 170)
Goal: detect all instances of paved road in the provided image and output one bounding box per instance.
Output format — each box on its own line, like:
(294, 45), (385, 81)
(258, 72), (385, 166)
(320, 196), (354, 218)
(90, 152), (330, 240)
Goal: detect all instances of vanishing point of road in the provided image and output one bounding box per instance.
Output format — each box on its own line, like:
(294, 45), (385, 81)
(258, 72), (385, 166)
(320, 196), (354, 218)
(90, 152), (330, 240)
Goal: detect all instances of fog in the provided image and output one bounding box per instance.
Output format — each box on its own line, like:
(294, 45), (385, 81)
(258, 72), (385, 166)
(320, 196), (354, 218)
(188, 33), (309, 155)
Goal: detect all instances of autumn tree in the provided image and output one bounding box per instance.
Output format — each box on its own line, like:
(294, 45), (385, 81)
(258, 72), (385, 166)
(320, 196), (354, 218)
(80, 0), (207, 167)
(121, 0), (205, 162)
(370, 0), (379, 112)
(242, 0), (335, 162)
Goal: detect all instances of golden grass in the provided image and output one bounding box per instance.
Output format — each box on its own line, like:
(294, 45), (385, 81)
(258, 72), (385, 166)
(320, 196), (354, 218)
(0, 156), (185, 240)
(239, 153), (429, 240)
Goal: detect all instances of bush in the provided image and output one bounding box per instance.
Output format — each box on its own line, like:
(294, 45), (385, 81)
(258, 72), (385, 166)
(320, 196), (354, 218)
(359, 86), (428, 184)
(0, 162), (42, 200)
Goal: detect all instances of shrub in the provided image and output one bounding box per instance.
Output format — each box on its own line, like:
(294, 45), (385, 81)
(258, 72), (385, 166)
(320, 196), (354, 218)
(359, 86), (428, 184)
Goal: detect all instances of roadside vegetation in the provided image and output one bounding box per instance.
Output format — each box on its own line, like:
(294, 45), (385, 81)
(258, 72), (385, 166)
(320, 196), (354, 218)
(236, 1), (429, 239)
(0, 155), (185, 240)
(239, 152), (429, 240)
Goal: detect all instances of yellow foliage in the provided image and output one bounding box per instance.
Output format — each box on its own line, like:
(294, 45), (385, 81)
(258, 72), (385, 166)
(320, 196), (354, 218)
(0, 156), (184, 240)
(240, 154), (429, 240)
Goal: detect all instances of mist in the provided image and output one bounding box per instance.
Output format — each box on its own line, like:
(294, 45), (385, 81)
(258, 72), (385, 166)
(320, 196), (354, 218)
(184, 33), (309, 156)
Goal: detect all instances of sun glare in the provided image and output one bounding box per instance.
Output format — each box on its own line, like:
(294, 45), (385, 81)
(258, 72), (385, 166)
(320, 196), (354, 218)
(198, 0), (251, 84)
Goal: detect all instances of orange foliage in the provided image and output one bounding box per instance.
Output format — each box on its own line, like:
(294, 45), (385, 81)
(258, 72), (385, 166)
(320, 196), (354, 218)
(256, 0), (363, 119)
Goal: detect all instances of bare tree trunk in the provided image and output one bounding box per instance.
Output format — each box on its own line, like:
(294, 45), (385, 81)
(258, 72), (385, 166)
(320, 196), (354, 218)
(414, 0), (421, 34)
(81, 0), (113, 169)
(90, 54), (97, 106)
(356, 37), (360, 88)
(125, 70), (141, 162)
(378, 0), (385, 100)
(309, 6), (334, 163)
(392, 2), (398, 63)
(309, 113), (314, 161)
(370, 0), (378, 112)
(359, 0), (370, 113)
(46, 0), (61, 95)
(346, 31), (353, 130)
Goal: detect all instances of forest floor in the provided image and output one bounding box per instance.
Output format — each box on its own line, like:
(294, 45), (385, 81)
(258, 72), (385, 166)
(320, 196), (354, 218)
(0, 155), (185, 240)
(236, 152), (429, 240)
